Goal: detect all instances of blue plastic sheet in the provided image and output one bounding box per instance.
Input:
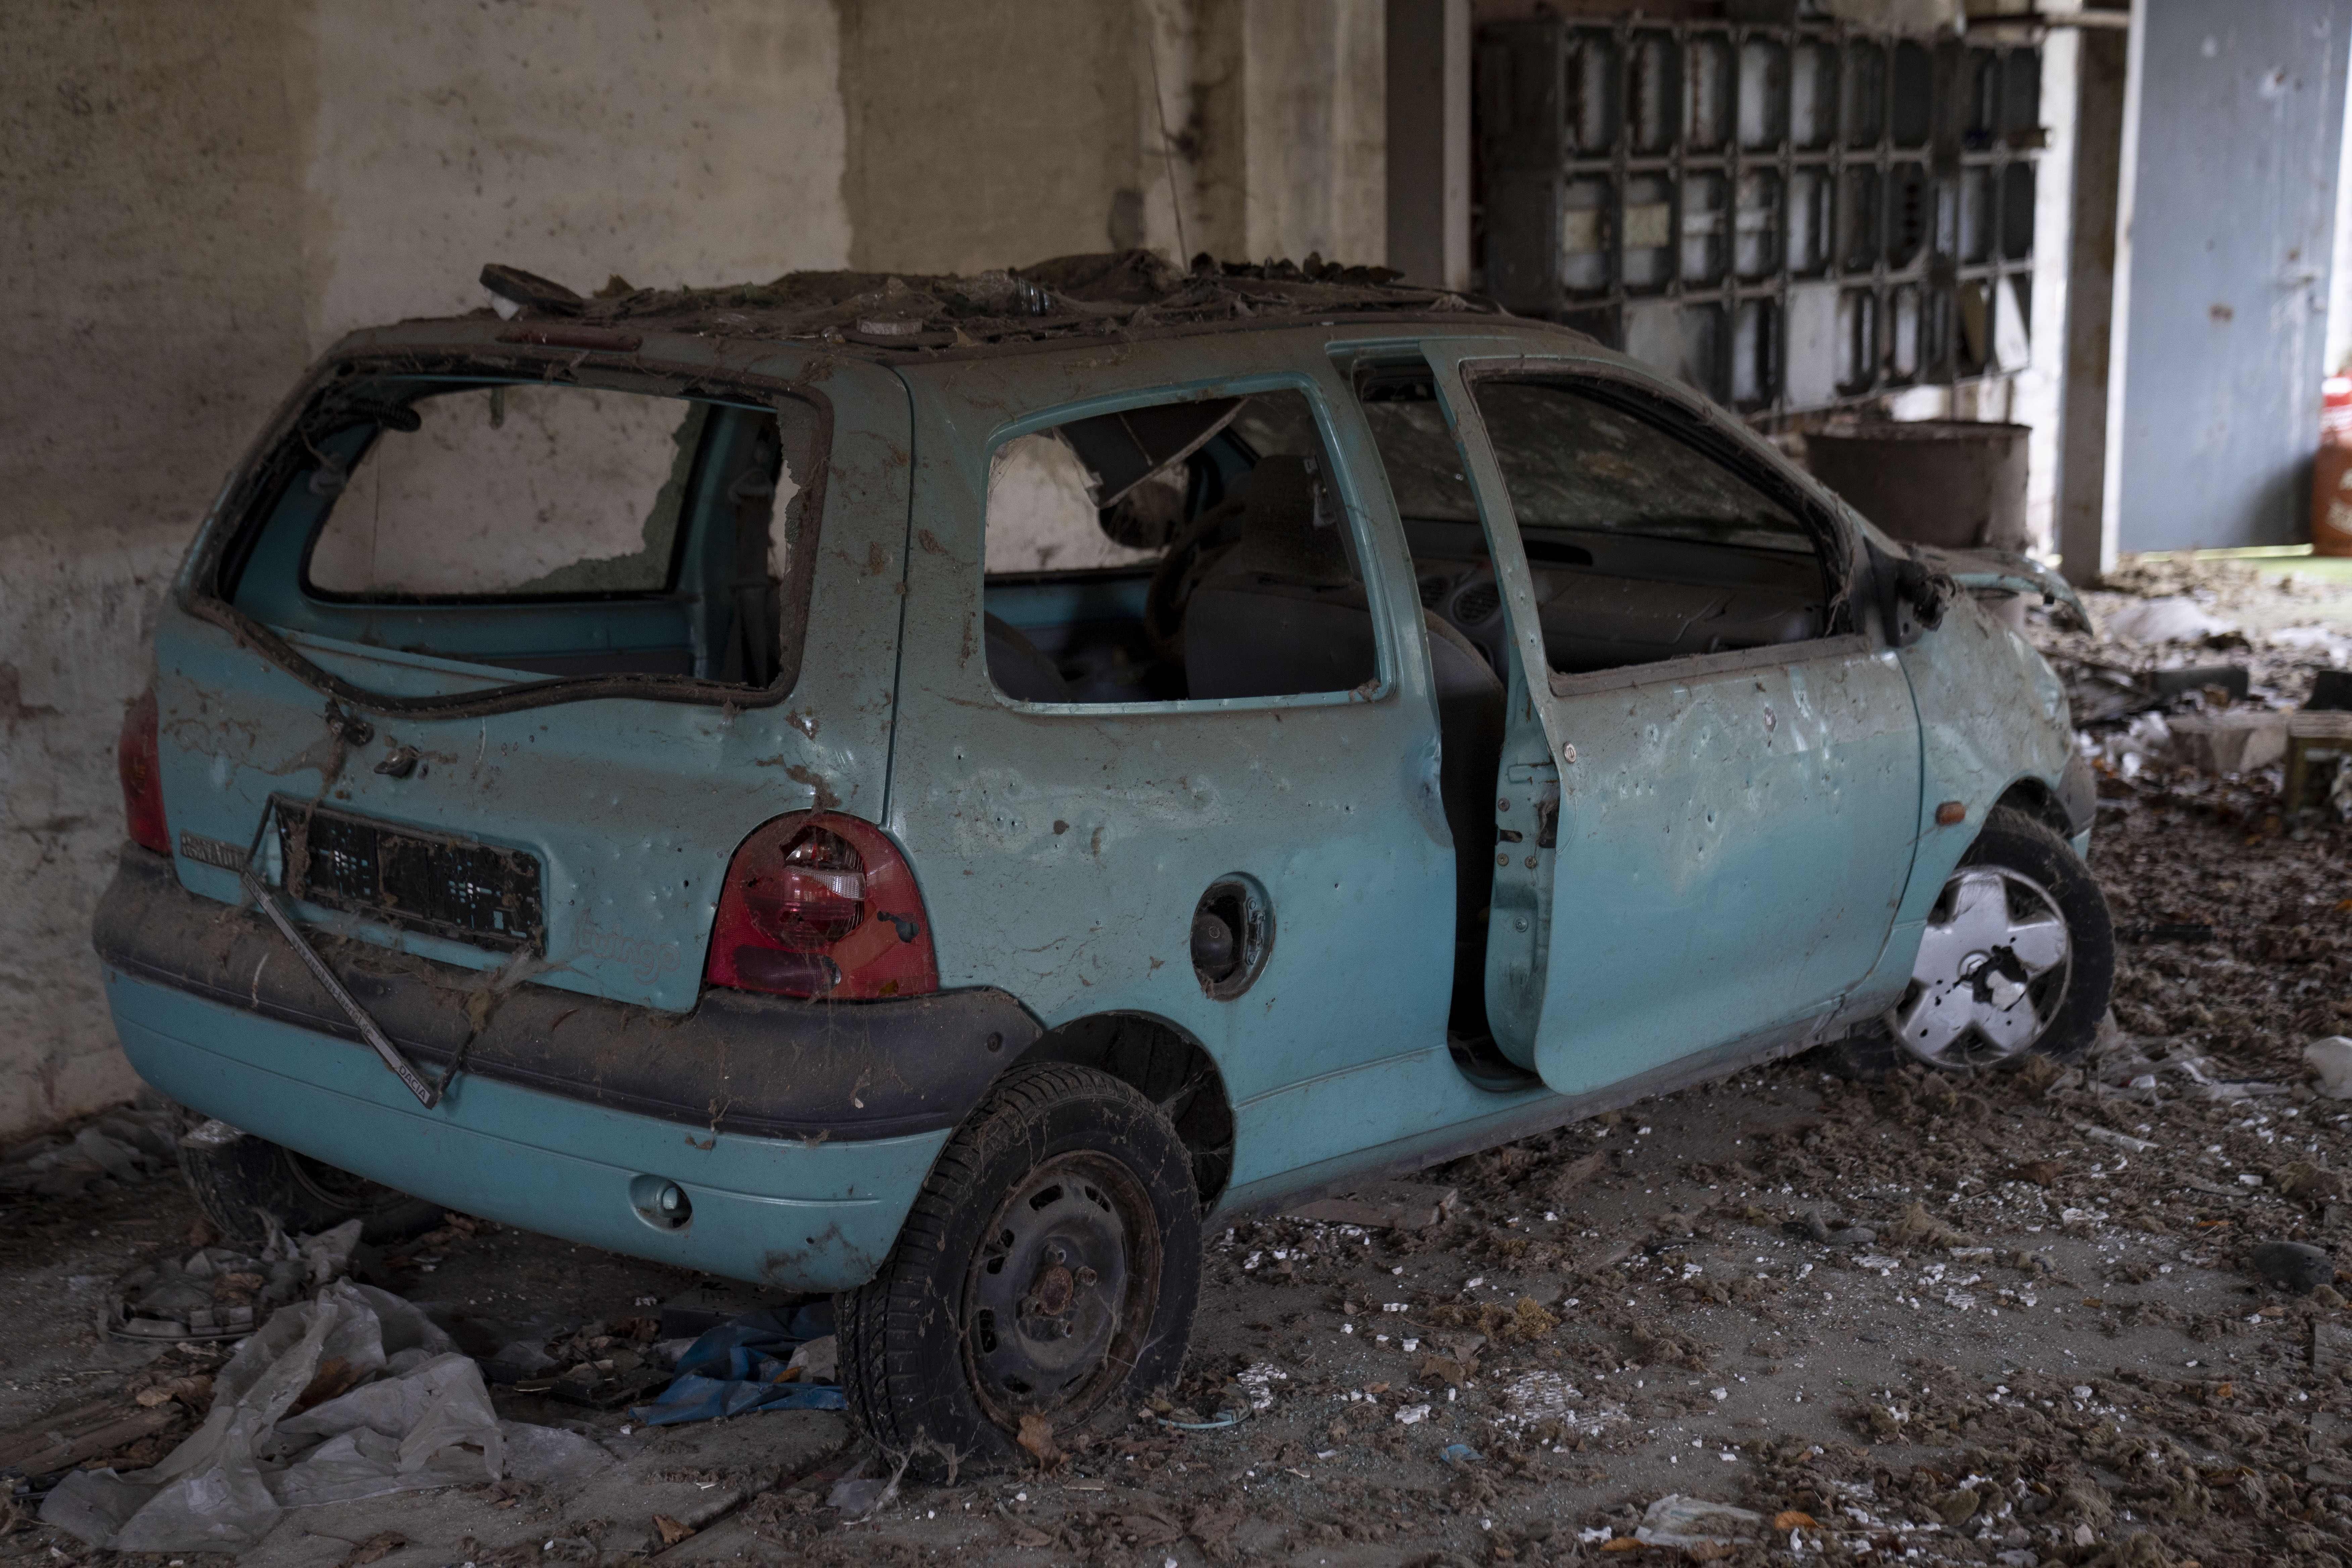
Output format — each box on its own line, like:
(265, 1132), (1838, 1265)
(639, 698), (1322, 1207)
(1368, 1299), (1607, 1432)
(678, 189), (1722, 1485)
(627, 1304), (847, 1425)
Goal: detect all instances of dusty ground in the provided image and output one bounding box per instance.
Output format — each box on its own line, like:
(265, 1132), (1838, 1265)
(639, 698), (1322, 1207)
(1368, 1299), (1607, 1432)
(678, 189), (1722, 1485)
(6, 559), (2352, 1568)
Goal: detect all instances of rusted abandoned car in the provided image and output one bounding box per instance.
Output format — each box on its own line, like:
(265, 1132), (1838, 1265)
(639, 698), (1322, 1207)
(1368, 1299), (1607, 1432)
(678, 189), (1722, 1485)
(97, 251), (2109, 1467)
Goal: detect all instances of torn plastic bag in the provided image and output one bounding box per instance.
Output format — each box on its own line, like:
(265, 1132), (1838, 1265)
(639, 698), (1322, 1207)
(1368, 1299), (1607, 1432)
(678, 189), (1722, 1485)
(43, 1280), (408, 1550)
(627, 1303), (846, 1424)
(1634, 1495), (1767, 1548)
(270, 1352), (502, 1507)
(40, 1280), (573, 1551)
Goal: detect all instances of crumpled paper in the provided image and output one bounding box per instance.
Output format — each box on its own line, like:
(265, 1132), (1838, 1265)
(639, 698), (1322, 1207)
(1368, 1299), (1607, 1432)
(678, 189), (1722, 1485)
(43, 1281), (608, 1552)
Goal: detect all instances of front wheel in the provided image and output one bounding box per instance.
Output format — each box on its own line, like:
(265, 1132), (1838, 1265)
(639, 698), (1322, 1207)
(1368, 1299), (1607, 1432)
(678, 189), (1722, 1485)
(1838, 806), (2114, 1076)
(835, 1063), (1201, 1477)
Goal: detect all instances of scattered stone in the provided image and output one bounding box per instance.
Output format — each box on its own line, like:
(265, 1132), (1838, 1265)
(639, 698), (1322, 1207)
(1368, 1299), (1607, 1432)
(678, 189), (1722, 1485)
(1546, 1153), (1607, 1208)
(2251, 1240), (2337, 1294)
(2307, 1036), (2352, 1099)
(1287, 1180), (1458, 1231)
(2166, 708), (2289, 773)
(2275, 1161), (2347, 1202)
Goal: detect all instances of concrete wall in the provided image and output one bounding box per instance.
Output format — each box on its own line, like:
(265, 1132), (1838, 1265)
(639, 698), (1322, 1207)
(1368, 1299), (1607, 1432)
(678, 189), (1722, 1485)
(0, 0), (1386, 1141)
(835, 0), (1383, 275)
(296, 2), (852, 348)
(0, 1), (315, 1138)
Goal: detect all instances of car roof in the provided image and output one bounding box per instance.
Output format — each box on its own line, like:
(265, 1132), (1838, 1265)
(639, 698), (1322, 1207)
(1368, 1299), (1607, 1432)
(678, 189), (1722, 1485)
(325, 250), (1604, 371)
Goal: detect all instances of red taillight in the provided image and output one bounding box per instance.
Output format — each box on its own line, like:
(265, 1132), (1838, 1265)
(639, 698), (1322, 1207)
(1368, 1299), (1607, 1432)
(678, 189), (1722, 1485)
(706, 813), (939, 1000)
(117, 687), (169, 855)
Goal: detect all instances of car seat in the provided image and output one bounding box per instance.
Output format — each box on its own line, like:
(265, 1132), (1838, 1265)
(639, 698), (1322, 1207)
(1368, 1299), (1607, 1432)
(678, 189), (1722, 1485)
(984, 612), (1071, 702)
(1184, 457), (1504, 931)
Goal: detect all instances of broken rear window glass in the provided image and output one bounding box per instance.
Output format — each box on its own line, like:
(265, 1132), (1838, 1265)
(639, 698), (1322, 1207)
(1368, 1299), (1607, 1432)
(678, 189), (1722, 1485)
(307, 385), (710, 598)
(220, 374), (824, 693)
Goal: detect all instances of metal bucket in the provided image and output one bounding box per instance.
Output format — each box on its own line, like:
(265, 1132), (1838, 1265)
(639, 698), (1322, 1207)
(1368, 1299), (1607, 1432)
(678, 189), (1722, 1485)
(1803, 420), (2031, 552)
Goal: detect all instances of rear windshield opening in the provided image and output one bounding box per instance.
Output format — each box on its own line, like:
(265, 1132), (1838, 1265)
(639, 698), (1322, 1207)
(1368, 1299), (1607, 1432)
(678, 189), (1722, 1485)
(215, 372), (824, 695)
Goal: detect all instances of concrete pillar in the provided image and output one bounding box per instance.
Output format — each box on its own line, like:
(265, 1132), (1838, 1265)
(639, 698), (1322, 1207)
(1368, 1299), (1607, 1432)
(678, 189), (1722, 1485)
(2101, 0), (2352, 554)
(1239, 0), (1387, 265)
(2054, 3), (2132, 586)
(1384, 0), (1469, 290)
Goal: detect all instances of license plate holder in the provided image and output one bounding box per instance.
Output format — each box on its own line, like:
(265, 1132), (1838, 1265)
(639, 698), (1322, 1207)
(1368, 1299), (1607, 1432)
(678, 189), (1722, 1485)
(272, 797), (544, 952)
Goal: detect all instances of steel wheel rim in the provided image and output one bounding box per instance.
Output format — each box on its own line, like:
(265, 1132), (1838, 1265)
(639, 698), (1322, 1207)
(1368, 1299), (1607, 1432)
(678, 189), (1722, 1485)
(1892, 865), (2073, 1068)
(961, 1150), (1162, 1431)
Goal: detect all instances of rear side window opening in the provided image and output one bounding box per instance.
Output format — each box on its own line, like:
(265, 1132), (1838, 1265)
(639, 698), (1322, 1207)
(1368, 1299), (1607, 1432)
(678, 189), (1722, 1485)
(979, 387), (1384, 707)
(207, 366), (826, 705)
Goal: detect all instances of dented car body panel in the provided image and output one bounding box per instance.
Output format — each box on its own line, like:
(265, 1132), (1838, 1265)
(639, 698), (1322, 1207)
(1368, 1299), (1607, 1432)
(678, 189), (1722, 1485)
(1421, 344), (1925, 1093)
(888, 337), (1470, 1194)
(97, 300), (2087, 1292)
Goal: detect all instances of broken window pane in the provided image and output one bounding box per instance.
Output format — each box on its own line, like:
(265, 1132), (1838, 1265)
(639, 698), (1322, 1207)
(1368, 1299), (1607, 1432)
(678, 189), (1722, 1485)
(223, 373), (824, 694)
(1468, 380), (1828, 675)
(981, 389), (1377, 705)
(309, 386), (711, 598)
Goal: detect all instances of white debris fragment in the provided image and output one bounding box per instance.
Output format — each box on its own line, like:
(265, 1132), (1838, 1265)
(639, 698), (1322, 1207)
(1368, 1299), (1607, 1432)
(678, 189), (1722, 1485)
(1395, 1404), (1432, 1425)
(1235, 1364), (1288, 1412)
(2306, 1036), (2352, 1098)
(2104, 596), (2236, 644)
(1634, 1495), (1767, 1548)
(2071, 1121), (2158, 1153)
(1494, 1371), (1628, 1437)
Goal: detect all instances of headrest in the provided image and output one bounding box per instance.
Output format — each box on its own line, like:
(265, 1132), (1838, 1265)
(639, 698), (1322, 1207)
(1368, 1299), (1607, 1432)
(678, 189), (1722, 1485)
(1218, 455), (1353, 587)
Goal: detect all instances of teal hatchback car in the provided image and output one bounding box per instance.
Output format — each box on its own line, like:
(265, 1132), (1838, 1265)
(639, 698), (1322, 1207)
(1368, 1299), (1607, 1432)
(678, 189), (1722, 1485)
(98, 253), (2108, 1467)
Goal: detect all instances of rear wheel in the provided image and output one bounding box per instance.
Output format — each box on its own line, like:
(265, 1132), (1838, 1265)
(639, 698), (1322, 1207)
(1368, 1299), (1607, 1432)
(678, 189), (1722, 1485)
(836, 1063), (1201, 1477)
(181, 1127), (442, 1248)
(1834, 806), (2114, 1077)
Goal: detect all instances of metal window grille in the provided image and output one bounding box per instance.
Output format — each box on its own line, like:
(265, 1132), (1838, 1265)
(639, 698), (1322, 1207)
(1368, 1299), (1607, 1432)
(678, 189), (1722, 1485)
(1477, 18), (2043, 420)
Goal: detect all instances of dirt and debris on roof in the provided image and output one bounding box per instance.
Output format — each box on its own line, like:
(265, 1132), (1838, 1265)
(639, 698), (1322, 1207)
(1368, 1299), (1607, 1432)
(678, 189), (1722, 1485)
(472, 249), (1506, 351)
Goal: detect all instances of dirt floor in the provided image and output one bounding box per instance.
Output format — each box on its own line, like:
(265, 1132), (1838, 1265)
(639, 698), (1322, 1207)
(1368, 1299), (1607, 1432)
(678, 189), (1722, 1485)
(6, 560), (2352, 1568)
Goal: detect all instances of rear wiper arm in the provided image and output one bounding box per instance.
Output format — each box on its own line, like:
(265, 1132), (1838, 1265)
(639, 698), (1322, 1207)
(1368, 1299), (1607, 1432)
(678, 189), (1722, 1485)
(240, 871), (441, 1109)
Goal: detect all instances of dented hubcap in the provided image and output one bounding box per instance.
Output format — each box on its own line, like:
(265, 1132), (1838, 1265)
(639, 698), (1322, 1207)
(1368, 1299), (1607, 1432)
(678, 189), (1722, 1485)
(1894, 866), (2071, 1067)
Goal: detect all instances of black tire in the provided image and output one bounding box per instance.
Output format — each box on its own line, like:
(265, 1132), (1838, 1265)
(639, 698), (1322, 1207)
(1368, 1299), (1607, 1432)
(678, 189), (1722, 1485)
(836, 1063), (1202, 1478)
(1832, 805), (2114, 1079)
(182, 1132), (443, 1248)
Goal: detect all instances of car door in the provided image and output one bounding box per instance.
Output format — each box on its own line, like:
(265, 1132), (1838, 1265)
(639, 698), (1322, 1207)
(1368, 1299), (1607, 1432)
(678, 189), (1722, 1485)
(887, 337), (1462, 1194)
(1420, 344), (1923, 1095)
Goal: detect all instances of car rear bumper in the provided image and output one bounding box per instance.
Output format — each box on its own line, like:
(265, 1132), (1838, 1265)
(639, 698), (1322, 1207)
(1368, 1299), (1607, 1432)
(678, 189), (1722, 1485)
(92, 846), (1037, 1289)
(107, 971), (946, 1289)
(94, 846), (1038, 1140)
